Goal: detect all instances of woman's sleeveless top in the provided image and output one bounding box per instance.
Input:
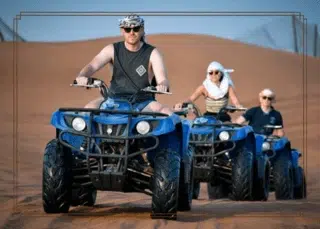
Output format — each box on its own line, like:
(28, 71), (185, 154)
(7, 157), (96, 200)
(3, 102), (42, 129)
(205, 94), (229, 113)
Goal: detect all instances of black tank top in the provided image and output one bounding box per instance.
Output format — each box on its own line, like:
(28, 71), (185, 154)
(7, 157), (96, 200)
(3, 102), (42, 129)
(109, 41), (156, 101)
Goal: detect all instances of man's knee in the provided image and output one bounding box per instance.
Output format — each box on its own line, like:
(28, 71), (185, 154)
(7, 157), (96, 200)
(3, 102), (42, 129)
(143, 101), (173, 115)
(159, 106), (173, 115)
(152, 102), (173, 115)
(85, 97), (104, 109)
(84, 101), (97, 109)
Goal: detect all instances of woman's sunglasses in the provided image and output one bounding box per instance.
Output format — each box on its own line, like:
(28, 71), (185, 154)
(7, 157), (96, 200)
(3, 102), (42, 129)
(208, 70), (222, 75)
(123, 26), (141, 33)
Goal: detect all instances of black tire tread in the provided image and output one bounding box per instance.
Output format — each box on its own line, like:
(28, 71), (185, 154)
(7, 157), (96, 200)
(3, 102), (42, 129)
(151, 149), (180, 219)
(231, 149), (253, 200)
(177, 163), (193, 211)
(294, 166), (307, 199)
(42, 139), (72, 213)
(178, 146), (194, 211)
(252, 155), (270, 201)
(273, 153), (294, 200)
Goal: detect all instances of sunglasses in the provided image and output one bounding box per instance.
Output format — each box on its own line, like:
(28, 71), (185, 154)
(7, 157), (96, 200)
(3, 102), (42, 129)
(262, 96), (273, 101)
(208, 70), (222, 75)
(123, 26), (141, 33)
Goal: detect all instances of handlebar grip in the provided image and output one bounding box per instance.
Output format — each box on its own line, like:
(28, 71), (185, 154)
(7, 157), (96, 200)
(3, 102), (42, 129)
(73, 80), (77, 84)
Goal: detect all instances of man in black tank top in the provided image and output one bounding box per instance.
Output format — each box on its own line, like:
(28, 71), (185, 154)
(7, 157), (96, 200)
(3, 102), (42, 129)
(75, 14), (173, 115)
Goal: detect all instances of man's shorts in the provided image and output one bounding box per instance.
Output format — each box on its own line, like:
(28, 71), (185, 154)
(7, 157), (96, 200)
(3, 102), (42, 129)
(102, 97), (156, 112)
(132, 99), (155, 111)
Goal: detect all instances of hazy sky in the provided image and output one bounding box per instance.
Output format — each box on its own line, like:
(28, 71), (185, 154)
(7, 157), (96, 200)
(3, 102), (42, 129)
(1, 0), (319, 42)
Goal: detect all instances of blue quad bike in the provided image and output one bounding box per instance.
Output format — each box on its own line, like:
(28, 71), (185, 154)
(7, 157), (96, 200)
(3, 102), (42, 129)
(42, 77), (195, 220)
(176, 103), (271, 201)
(255, 125), (307, 200)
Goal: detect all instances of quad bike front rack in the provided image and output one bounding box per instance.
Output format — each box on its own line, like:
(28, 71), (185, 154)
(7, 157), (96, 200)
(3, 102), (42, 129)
(56, 106), (169, 191)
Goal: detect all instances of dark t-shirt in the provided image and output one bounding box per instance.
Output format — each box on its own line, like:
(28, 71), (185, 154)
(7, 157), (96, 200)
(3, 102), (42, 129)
(242, 106), (283, 135)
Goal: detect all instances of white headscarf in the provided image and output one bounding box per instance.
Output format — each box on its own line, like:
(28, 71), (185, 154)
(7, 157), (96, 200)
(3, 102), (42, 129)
(202, 61), (235, 99)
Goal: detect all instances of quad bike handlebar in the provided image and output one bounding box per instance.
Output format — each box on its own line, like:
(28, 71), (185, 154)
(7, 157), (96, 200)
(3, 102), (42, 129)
(263, 125), (283, 140)
(70, 77), (103, 88)
(219, 105), (248, 113)
(263, 124), (283, 129)
(173, 102), (199, 117)
(141, 86), (172, 95)
(70, 78), (172, 96)
(173, 102), (203, 117)
(182, 102), (202, 117)
(266, 135), (281, 140)
(70, 77), (109, 98)
(173, 102), (247, 118)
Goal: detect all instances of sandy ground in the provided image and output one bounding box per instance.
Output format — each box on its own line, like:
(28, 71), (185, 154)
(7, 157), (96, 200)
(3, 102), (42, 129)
(0, 34), (319, 229)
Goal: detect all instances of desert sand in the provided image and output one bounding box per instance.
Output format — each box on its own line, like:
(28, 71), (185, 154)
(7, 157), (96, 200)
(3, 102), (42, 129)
(0, 34), (319, 229)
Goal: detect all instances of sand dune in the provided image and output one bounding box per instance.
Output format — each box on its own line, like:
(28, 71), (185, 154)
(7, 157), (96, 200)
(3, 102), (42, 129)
(0, 34), (319, 229)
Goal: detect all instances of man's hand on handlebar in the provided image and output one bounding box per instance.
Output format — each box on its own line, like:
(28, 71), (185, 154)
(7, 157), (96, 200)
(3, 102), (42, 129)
(156, 85), (169, 93)
(75, 76), (89, 86)
(72, 77), (102, 90)
(225, 104), (247, 112)
(141, 86), (171, 95)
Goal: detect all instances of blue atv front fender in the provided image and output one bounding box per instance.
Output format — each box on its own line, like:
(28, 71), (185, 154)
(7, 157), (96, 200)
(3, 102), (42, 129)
(230, 125), (254, 141)
(272, 137), (290, 151)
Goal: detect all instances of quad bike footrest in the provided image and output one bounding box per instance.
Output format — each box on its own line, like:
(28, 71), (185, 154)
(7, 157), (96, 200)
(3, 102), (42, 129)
(89, 171), (127, 191)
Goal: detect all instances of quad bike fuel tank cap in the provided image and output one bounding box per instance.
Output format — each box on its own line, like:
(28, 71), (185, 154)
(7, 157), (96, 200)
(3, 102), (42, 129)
(194, 117), (208, 124)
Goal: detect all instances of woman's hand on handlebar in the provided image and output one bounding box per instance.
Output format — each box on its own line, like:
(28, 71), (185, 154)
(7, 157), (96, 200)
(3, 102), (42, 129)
(173, 102), (183, 110)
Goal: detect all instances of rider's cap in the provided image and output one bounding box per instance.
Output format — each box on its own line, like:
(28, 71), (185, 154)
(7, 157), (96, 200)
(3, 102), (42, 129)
(119, 14), (145, 28)
(260, 88), (276, 99)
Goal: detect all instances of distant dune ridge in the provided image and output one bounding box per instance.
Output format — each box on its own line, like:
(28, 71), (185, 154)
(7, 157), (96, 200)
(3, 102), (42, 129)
(0, 34), (319, 229)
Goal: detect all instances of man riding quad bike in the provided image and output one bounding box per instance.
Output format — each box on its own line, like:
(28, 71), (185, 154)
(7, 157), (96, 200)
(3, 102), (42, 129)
(234, 88), (307, 200)
(42, 78), (195, 220)
(255, 125), (307, 200)
(176, 102), (271, 201)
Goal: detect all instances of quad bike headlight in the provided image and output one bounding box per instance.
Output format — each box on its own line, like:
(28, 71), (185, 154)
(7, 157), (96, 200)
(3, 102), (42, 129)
(72, 117), (86, 131)
(262, 142), (271, 151)
(136, 121), (151, 135)
(219, 131), (230, 141)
